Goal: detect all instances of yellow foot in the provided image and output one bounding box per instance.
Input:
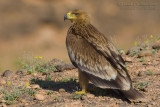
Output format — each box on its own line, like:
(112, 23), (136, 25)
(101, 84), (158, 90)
(75, 91), (86, 94)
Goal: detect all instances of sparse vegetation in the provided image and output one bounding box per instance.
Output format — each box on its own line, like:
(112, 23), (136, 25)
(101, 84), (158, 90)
(146, 70), (153, 76)
(139, 57), (145, 62)
(151, 49), (158, 54)
(1, 87), (37, 105)
(137, 82), (148, 91)
(73, 93), (85, 100)
(46, 91), (53, 95)
(130, 50), (140, 56)
(54, 96), (60, 101)
(18, 53), (55, 74)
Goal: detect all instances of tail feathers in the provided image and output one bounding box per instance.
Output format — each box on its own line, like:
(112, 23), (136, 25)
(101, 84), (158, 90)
(121, 88), (145, 102)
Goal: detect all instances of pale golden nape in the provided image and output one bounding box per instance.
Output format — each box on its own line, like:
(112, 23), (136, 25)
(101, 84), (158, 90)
(65, 10), (145, 102)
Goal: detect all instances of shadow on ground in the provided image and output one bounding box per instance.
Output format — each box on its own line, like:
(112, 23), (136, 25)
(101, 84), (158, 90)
(31, 78), (130, 103)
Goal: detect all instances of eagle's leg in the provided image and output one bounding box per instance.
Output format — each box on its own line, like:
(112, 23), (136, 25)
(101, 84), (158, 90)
(75, 69), (89, 94)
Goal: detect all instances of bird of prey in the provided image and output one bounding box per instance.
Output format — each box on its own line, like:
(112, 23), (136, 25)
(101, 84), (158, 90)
(64, 10), (144, 101)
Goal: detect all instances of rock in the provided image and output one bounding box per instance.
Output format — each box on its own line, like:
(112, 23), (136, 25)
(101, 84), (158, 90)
(26, 86), (31, 89)
(112, 104), (119, 107)
(19, 99), (27, 103)
(25, 103), (29, 106)
(1, 103), (7, 107)
(30, 84), (40, 89)
(0, 80), (6, 85)
(16, 69), (27, 75)
(119, 49), (125, 55)
(47, 58), (75, 72)
(59, 88), (65, 93)
(152, 40), (160, 49)
(86, 93), (95, 99)
(138, 50), (152, 57)
(126, 46), (141, 55)
(0, 100), (6, 103)
(137, 71), (145, 76)
(32, 73), (37, 77)
(49, 59), (63, 65)
(81, 96), (88, 100)
(0, 94), (2, 99)
(123, 56), (132, 62)
(1, 70), (13, 77)
(55, 63), (75, 72)
(35, 94), (45, 101)
(19, 94), (34, 101)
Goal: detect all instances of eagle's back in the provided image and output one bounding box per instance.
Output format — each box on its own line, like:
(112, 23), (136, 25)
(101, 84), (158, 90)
(66, 26), (131, 90)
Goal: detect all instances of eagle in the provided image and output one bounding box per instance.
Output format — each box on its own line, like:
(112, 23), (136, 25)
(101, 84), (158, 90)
(64, 10), (144, 102)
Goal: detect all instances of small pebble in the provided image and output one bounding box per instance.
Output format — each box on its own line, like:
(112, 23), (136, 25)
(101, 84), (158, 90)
(16, 69), (27, 75)
(0, 80), (6, 85)
(86, 93), (95, 99)
(2, 70), (13, 77)
(0, 100), (6, 103)
(1, 103), (7, 107)
(124, 57), (132, 62)
(152, 40), (160, 49)
(25, 103), (29, 106)
(138, 50), (152, 57)
(59, 88), (65, 93)
(35, 94), (45, 101)
(30, 84), (40, 89)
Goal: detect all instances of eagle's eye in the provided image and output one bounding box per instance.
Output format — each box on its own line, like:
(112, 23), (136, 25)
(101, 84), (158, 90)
(74, 13), (79, 16)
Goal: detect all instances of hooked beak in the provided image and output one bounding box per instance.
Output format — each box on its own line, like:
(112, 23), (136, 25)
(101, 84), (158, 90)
(64, 14), (68, 21)
(64, 12), (76, 21)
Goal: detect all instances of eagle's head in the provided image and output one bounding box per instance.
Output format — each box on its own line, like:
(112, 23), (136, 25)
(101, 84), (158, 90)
(64, 10), (90, 24)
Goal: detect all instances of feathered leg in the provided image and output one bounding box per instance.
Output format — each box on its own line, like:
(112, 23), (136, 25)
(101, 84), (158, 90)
(75, 69), (89, 94)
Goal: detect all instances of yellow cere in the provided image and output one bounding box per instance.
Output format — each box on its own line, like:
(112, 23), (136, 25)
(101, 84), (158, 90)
(67, 12), (77, 19)
(150, 35), (153, 38)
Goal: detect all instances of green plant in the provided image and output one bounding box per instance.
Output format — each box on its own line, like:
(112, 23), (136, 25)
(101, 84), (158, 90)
(54, 96), (60, 101)
(1, 86), (38, 105)
(151, 49), (158, 54)
(137, 82), (148, 91)
(73, 94), (84, 100)
(139, 57), (145, 62)
(118, 49), (124, 55)
(146, 70), (153, 76)
(130, 50), (139, 56)
(18, 53), (55, 74)
(26, 88), (37, 96)
(46, 75), (52, 81)
(3, 90), (22, 105)
(46, 91), (53, 95)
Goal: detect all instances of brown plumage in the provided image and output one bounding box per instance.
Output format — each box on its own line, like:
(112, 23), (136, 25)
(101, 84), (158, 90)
(64, 10), (144, 101)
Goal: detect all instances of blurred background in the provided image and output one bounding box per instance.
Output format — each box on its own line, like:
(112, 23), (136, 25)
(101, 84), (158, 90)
(0, 0), (160, 72)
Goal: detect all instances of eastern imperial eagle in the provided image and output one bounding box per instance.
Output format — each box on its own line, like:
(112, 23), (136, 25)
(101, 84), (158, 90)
(64, 10), (144, 102)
